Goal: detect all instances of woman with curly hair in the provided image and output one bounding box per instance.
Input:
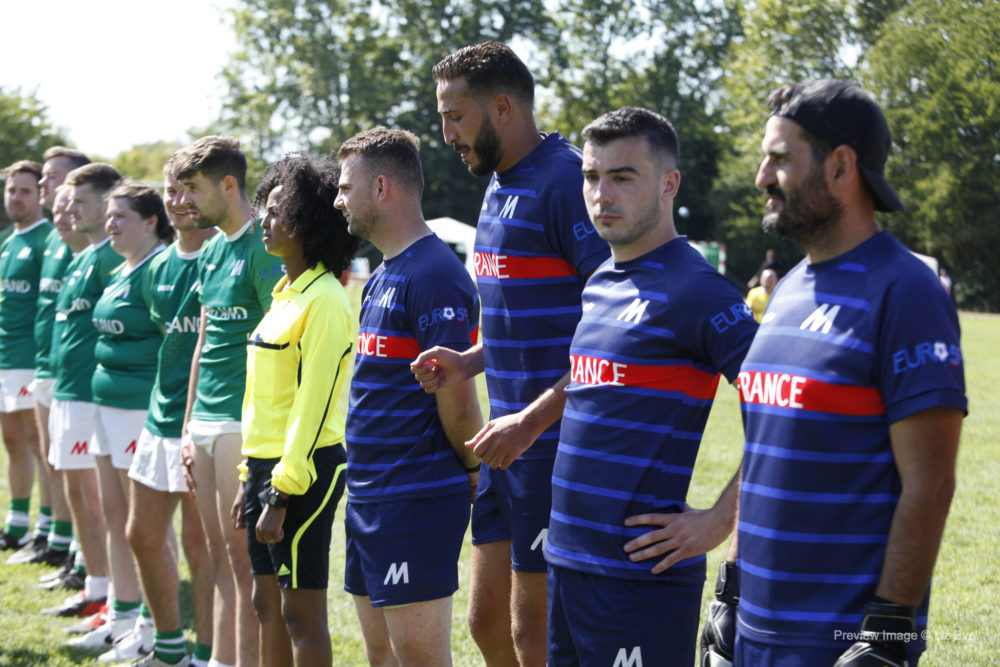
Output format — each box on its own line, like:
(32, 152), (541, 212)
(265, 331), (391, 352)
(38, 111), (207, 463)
(232, 154), (358, 666)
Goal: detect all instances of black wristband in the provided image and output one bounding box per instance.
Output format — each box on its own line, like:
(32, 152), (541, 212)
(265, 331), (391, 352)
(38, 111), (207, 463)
(859, 599), (917, 644)
(465, 465), (480, 473)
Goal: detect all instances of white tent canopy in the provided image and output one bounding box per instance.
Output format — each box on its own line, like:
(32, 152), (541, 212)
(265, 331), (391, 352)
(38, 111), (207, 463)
(427, 216), (477, 276)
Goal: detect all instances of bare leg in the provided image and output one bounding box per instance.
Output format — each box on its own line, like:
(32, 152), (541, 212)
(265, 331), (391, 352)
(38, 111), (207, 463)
(282, 588), (331, 667)
(180, 492), (215, 644)
(251, 574), (293, 666)
(95, 456), (141, 602)
(1, 410), (37, 502)
(127, 480), (182, 630)
(191, 443), (237, 665)
(383, 597), (454, 667)
(467, 540), (518, 666)
(352, 595), (399, 667)
(35, 401), (70, 529)
(62, 468), (108, 577)
(511, 571), (548, 666)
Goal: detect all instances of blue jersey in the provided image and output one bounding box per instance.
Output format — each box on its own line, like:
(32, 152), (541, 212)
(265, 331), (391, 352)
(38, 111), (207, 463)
(346, 234), (480, 503)
(474, 132), (609, 460)
(736, 232), (967, 651)
(545, 238), (756, 582)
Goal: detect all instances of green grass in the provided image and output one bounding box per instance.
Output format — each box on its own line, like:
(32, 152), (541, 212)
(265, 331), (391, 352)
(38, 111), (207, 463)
(1, 310), (996, 665)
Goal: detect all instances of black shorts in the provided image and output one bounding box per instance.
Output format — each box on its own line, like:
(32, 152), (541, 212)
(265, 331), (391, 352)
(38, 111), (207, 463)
(245, 444), (347, 589)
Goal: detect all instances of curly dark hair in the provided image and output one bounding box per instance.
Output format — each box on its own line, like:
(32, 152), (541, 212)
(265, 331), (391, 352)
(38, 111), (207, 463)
(253, 155), (359, 278)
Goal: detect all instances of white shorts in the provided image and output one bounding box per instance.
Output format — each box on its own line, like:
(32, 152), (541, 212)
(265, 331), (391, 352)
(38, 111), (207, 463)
(93, 405), (147, 470)
(48, 399), (98, 470)
(187, 419), (242, 457)
(0, 368), (35, 413)
(129, 428), (187, 493)
(30, 377), (56, 409)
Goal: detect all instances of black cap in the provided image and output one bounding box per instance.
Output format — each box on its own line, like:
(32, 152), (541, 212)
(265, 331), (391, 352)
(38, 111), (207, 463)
(770, 79), (906, 213)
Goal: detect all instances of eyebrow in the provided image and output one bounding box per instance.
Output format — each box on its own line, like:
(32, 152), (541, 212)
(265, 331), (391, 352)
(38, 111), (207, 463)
(583, 165), (640, 176)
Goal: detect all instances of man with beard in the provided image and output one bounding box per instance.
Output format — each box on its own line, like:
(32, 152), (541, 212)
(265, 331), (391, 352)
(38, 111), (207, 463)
(0, 161), (51, 553)
(39, 147), (91, 212)
(416, 41), (610, 665)
(176, 136), (284, 667)
(700, 79), (966, 667)
(542, 107), (756, 666)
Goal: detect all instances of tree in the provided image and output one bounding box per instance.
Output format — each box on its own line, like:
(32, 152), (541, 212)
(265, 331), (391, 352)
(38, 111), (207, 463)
(864, 0), (1000, 310)
(0, 87), (69, 172)
(111, 141), (184, 183)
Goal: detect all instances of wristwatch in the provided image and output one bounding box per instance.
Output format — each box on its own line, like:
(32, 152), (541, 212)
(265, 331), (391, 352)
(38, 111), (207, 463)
(265, 488), (289, 509)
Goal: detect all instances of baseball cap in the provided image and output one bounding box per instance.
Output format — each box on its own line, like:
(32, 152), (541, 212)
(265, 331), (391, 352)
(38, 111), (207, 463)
(770, 79), (906, 212)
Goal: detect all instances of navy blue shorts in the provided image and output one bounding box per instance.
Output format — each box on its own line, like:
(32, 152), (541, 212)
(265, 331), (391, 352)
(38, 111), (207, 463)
(471, 457), (553, 572)
(734, 634), (923, 666)
(344, 491), (469, 607)
(244, 444), (347, 589)
(547, 563), (702, 666)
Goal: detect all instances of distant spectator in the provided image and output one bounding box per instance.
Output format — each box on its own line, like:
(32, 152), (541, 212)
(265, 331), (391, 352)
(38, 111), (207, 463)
(745, 268), (778, 322)
(939, 268), (952, 298)
(747, 247), (783, 288)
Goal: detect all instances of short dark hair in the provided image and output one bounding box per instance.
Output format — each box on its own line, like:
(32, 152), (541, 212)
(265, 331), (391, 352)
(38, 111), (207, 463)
(582, 106), (680, 168)
(107, 180), (175, 244)
(42, 146), (90, 170)
(335, 127), (424, 198)
(64, 163), (122, 199)
(4, 160), (43, 184)
(432, 41), (535, 108)
(173, 136), (248, 193)
(253, 155), (359, 278)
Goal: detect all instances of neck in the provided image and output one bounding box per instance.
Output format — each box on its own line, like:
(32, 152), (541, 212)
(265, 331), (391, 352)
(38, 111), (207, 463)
(610, 218), (679, 263)
(495, 118), (543, 173)
(372, 212), (432, 259)
(13, 217), (40, 231)
(217, 198), (254, 236)
(804, 213), (879, 264)
(176, 227), (215, 254)
(125, 237), (160, 268)
(86, 227), (108, 246)
(66, 236), (89, 253)
(282, 254), (309, 285)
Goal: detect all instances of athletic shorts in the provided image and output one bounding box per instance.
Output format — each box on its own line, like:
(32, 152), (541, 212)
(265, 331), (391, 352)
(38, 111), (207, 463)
(245, 444), (346, 589)
(128, 428), (187, 493)
(29, 377), (55, 409)
(0, 368), (35, 413)
(93, 405), (146, 470)
(187, 419), (242, 457)
(345, 491), (469, 607)
(471, 457), (553, 572)
(734, 634), (923, 666)
(48, 399), (98, 470)
(547, 564), (702, 667)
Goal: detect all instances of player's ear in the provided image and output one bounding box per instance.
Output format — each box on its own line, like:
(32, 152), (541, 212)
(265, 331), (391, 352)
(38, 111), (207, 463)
(828, 145), (857, 188)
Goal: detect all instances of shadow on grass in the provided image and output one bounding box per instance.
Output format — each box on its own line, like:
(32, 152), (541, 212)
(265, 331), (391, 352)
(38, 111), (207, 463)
(0, 643), (101, 666)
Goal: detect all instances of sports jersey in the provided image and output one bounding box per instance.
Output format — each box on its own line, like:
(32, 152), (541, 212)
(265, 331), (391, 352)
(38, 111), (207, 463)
(144, 244), (203, 437)
(736, 231), (967, 652)
(52, 239), (122, 402)
(192, 219), (284, 422)
(346, 234), (479, 503)
(474, 132), (609, 459)
(92, 246), (165, 410)
(0, 218), (52, 369)
(34, 229), (74, 379)
(545, 238), (757, 582)
(241, 263), (353, 496)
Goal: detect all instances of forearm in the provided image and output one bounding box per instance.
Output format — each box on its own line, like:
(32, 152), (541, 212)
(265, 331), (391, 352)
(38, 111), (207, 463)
(435, 377), (484, 469)
(182, 309), (207, 435)
(462, 342), (485, 377)
(519, 371), (571, 439)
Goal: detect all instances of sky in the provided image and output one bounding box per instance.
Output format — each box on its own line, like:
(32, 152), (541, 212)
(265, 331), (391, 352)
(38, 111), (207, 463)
(1, 0), (236, 159)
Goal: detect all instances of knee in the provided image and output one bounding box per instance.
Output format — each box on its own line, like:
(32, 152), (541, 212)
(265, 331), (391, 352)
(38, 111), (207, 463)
(468, 603), (506, 646)
(251, 583), (280, 623)
(180, 528), (211, 570)
(126, 514), (157, 554)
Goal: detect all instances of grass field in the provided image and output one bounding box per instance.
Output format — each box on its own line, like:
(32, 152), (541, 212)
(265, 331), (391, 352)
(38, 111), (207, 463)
(0, 310), (996, 665)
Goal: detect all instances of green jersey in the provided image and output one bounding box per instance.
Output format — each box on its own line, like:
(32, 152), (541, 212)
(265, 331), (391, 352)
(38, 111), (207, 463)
(34, 230), (74, 378)
(0, 219), (53, 369)
(52, 239), (122, 402)
(193, 220), (284, 421)
(145, 244), (202, 437)
(91, 246), (165, 410)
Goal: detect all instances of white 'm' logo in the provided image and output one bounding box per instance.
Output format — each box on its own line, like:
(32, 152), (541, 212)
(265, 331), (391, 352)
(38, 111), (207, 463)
(499, 195), (519, 219)
(800, 304), (840, 334)
(378, 287), (396, 309)
(617, 298), (649, 324)
(530, 528), (548, 551)
(613, 646), (643, 667)
(230, 259), (245, 276)
(384, 561), (409, 585)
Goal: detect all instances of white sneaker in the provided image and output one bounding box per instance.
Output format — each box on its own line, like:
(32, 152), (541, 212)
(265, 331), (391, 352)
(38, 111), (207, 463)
(65, 615), (134, 651)
(97, 619), (154, 663)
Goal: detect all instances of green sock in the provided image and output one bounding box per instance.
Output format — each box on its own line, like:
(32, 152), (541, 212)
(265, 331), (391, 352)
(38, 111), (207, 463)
(33, 506), (52, 539)
(48, 520), (73, 552)
(139, 603), (153, 622)
(5, 498), (31, 539)
(193, 643), (212, 661)
(110, 598), (142, 622)
(154, 628), (187, 663)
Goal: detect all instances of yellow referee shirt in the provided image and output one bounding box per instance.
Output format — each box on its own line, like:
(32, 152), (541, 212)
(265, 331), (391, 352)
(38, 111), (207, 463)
(241, 262), (353, 495)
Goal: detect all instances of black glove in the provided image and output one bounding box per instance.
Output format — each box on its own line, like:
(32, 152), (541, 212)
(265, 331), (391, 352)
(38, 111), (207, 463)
(833, 599), (916, 667)
(700, 561), (739, 667)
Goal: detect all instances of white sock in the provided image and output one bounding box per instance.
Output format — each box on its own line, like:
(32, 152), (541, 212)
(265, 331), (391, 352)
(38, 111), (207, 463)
(207, 660), (235, 667)
(84, 575), (109, 601)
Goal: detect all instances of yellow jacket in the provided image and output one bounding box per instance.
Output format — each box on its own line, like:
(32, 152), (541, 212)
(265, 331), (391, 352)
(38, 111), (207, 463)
(240, 263), (353, 494)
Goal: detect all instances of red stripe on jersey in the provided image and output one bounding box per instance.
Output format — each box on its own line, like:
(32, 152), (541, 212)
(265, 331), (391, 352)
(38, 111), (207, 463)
(570, 354), (720, 399)
(357, 332), (421, 359)
(736, 370), (885, 416)
(474, 252), (578, 280)
(470, 325), (479, 345)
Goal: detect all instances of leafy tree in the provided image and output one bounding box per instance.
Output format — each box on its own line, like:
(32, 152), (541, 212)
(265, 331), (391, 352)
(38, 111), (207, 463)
(111, 141), (184, 182)
(863, 0), (1000, 310)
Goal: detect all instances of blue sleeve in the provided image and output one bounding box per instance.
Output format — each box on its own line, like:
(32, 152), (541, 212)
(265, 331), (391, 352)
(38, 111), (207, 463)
(876, 270), (967, 423)
(542, 172), (610, 278)
(405, 261), (479, 353)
